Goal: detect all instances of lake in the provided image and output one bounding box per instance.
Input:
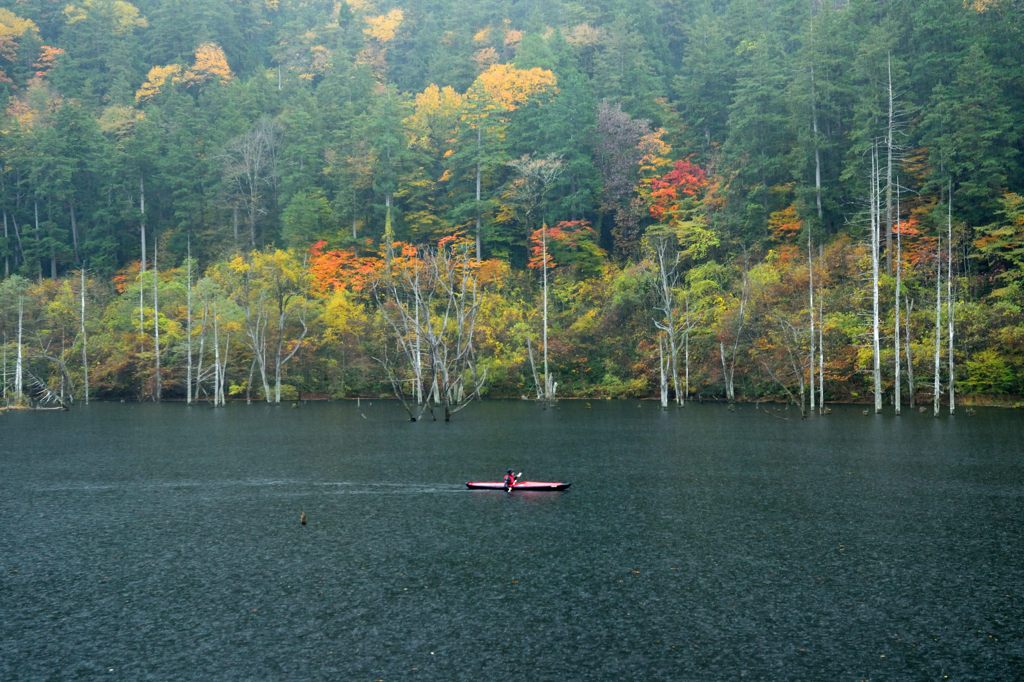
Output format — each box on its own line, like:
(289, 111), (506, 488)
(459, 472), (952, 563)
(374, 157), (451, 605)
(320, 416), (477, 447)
(1, 401), (1021, 680)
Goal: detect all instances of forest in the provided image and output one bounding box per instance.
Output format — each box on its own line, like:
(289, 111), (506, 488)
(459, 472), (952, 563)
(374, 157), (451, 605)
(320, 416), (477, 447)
(1, 0), (1023, 414)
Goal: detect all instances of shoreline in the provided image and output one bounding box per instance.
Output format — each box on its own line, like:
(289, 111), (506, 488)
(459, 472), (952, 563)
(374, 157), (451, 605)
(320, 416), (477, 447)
(7, 395), (1019, 410)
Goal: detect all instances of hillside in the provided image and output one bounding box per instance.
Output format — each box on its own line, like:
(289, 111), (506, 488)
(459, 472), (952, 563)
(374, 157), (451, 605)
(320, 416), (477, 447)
(1, 0), (1022, 408)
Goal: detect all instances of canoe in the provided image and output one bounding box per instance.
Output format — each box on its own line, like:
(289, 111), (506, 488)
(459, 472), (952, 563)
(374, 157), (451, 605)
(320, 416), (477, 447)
(465, 480), (571, 491)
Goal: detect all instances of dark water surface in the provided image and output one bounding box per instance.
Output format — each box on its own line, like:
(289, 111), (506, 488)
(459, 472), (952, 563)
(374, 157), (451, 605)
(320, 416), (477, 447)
(1, 401), (1022, 680)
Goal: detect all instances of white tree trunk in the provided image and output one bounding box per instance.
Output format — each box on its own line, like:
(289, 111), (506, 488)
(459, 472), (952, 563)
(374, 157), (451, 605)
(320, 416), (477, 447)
(140, 177), (146, 273)
(871, 144), (882, 413)
(15, 296), (23, 402)
(885, 54), (895, 274)
(653, 236), (681, 406)
(683, 296), (691, 405)
(80, 267), (88, 405)
(186, 239), (193, 405)
(33, 201), (43, 280)
(139, 178), (146, 338)
(658, 335), (668, 408)
(808, 225), (815, 412)
(947, 184), (955, 415)
(933, 238), (942, 417)
(415, 265), (423, 405)
(811, 67), (823, 224)
(720, 341), (733, 402)
(894, 182), (902, 415)
(213, 304), (222, 407)
(195, 304), (207, 402)
(818, 297), (824, 412)
(475, 126), (483, 261)
(153, 240), (161, 401)
(3, 212), (9, 278)
(219, 336), (229, 406)
(904, 296), (915, 407)
(272, 308), (307, 404)
(541, 223), (552, 401)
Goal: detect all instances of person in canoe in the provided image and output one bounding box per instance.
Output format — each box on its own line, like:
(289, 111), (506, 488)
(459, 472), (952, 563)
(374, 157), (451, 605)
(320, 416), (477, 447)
(503, 469), (519, 492)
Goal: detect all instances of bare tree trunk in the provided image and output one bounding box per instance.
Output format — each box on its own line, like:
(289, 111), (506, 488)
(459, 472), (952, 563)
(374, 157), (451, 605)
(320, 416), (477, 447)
(80, 267), (88, 405)
(69, 200), (80, 265)
(894, 181), (902, 415)
(658, 335), (668, 408)
(247, 357), (256, 405)
(213, 304), (222, 407)
(10, 213), (25, 272)
(811, 66), (824, 224)
(225, 118), (279, 252)
(414, 264), (423, 405)
(185, 239), (193, 405)
(475, 126), (482, 261)
(818, 297), (824, 412)
(139, 178), (146, 273)
(541, 222), (553, 401)
(219, 335), (229, 406)
(3, 211), (9, 277)
(248, 195), (257, 250)
(33, 201), (42, 281)
(720, 340), (739, 403)
(683, 295), (691, 405)
(195, 304), (207, 402)
(351, 186), (358, 242)
(947, 182), (955, 415)
(374, 243), (486, 420)
(808, 224), (815, 412)
(15, 296), (23, 403)
(273, 309), (308, 404)
(526, 336), (543, 400)
(153, 240), (161, 401)
(885, 54), (894, 274)
(653, 234), (681, 406)
(384, 194), (394, 243)
(720, 269), (748, 403)
(904, 296), (915, 407)
(933, 237), (942, 417)
(139, 179), (146, 337)
(871, 144), (882, 413)
(255, 321), (271, 403)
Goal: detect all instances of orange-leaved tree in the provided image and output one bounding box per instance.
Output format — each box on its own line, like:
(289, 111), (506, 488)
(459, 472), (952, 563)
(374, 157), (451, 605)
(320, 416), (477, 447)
(308, 240), (384, 294)
(640, 157), (714, 406)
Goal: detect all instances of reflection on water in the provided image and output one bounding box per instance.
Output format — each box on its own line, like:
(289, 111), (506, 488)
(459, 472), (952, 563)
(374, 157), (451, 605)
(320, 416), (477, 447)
(1, 401), (1021, 679)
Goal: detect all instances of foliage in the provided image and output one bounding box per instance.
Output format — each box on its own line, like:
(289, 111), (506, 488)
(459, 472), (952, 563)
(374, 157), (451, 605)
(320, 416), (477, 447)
(1, 0), (1023, 405)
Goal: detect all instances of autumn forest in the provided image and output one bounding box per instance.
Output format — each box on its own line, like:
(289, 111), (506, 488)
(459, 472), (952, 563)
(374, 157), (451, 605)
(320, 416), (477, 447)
(1, 0), (1023, 414)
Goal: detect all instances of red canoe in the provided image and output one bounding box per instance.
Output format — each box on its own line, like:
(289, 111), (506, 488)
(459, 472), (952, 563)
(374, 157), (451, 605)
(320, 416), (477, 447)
(466, 480), (571, 491)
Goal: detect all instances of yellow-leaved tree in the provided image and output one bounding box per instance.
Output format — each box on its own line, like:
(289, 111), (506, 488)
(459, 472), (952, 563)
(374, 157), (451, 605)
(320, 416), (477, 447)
(364, 8), (403, 43)
(64, 0), (147, 33)
(135, 64), (182, 102)
(0, 9), (40, 86)
(458, 64), (558, 259)
(179, 42), (233, 86)
(217, 250), (311, 403)
(135, 42), (232, 102)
